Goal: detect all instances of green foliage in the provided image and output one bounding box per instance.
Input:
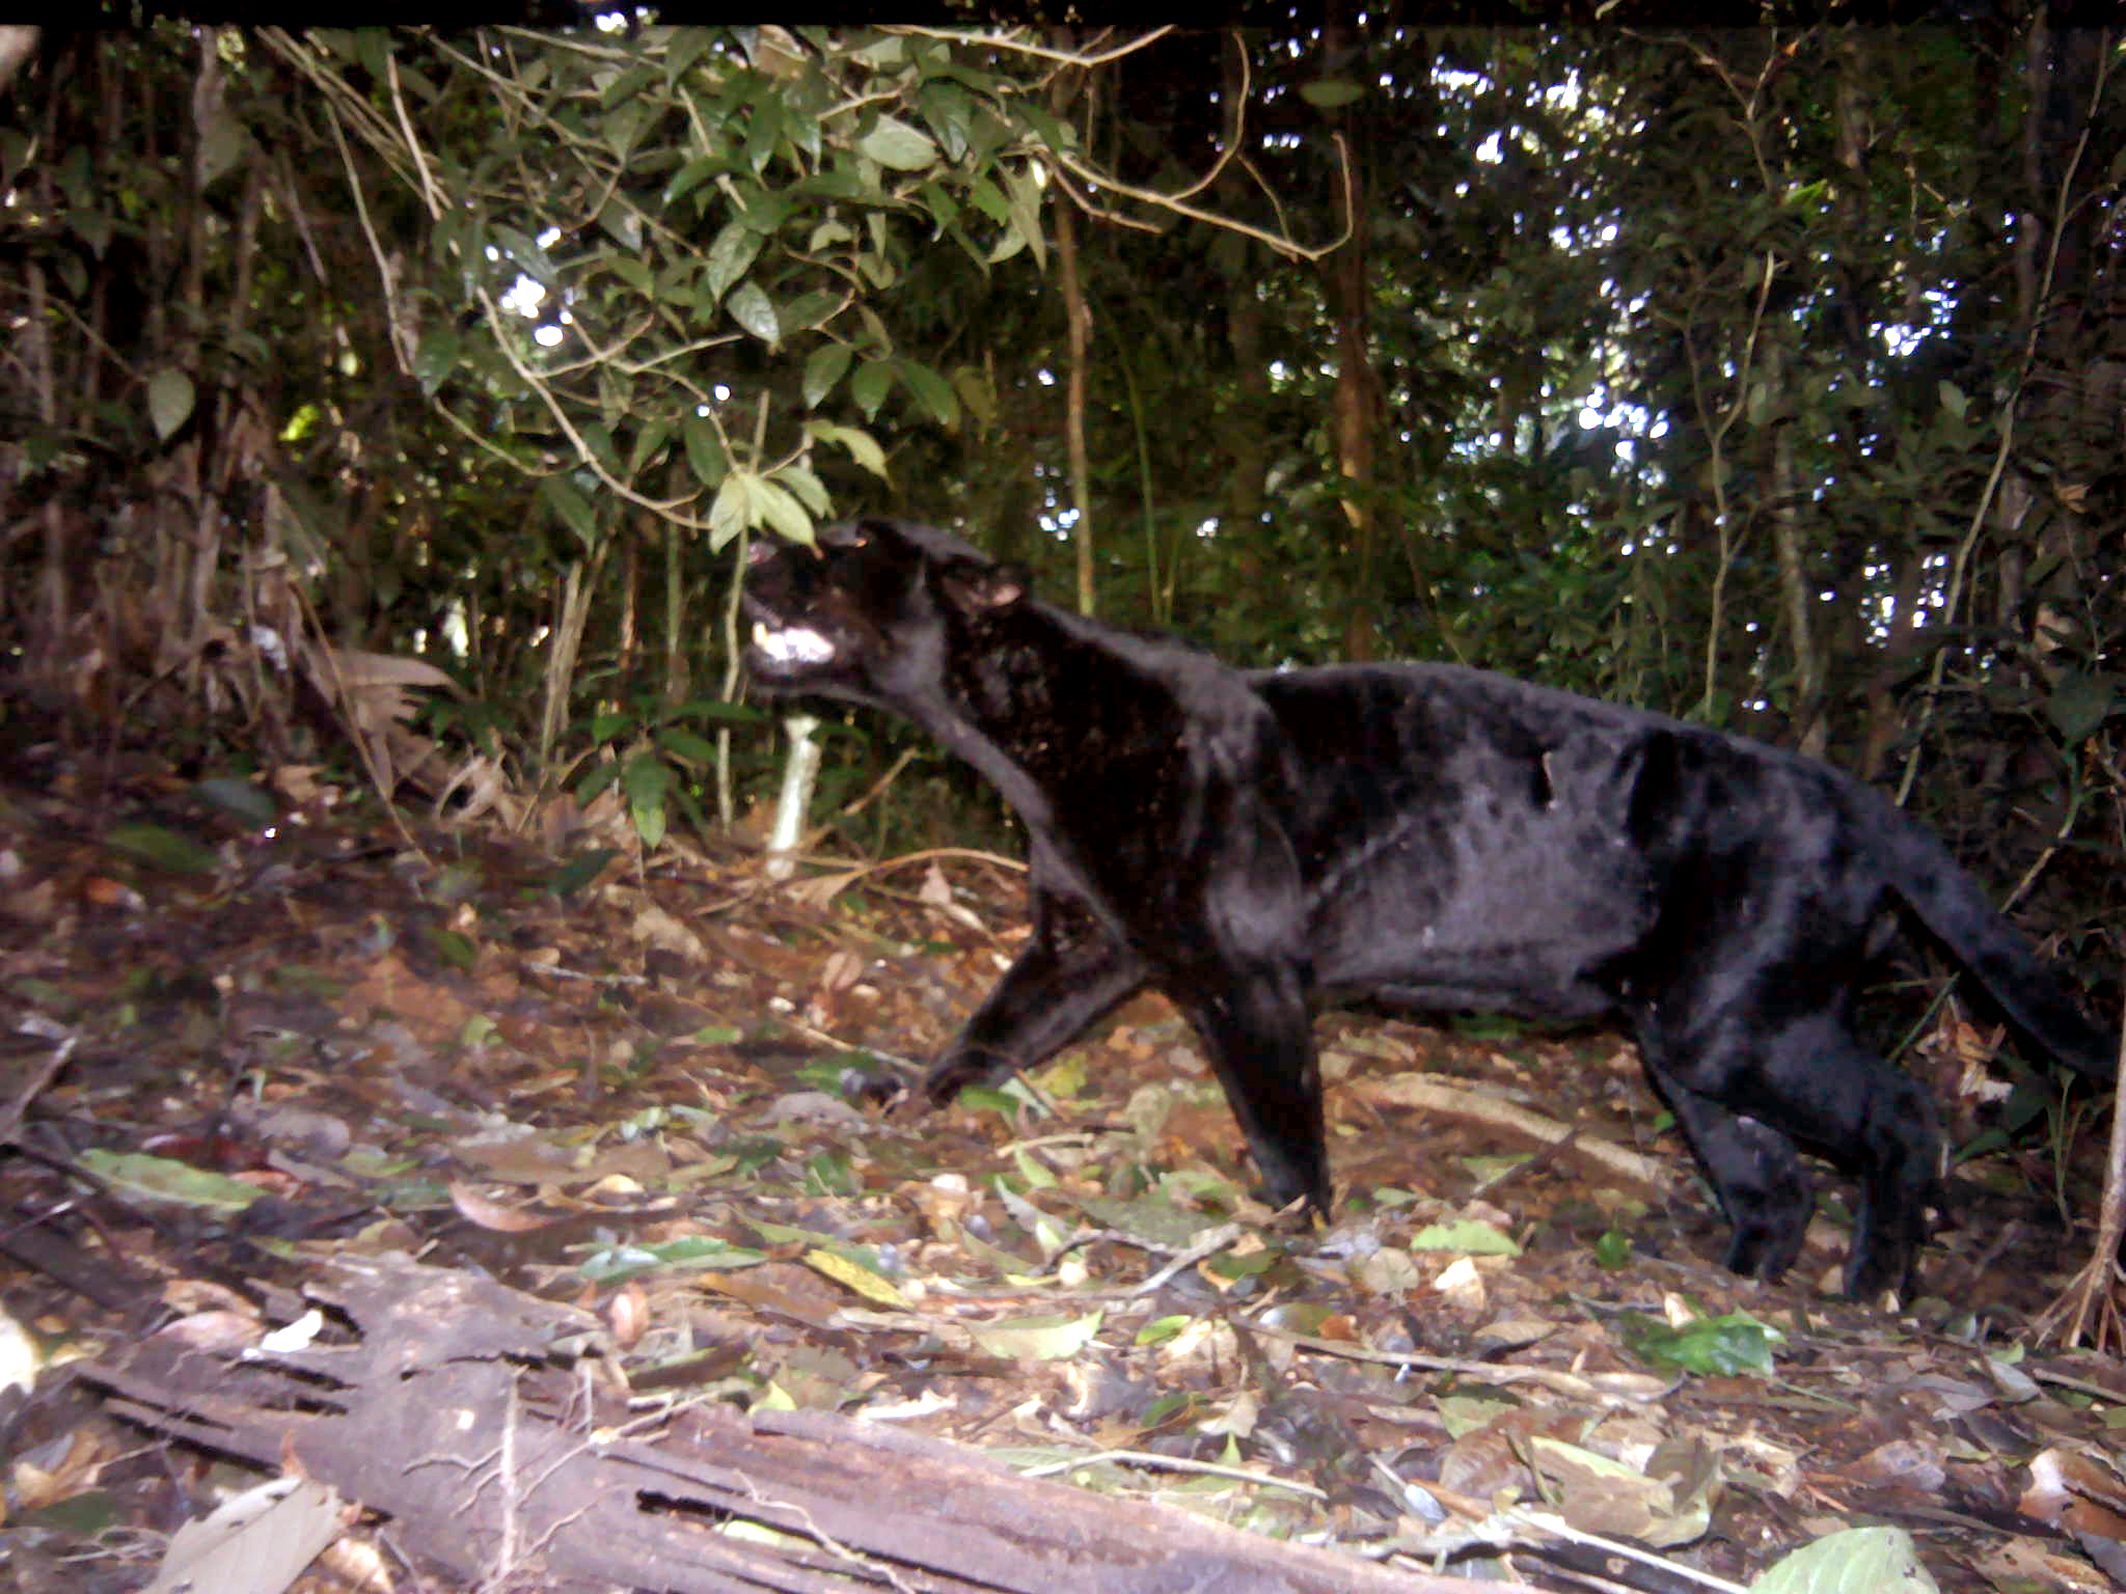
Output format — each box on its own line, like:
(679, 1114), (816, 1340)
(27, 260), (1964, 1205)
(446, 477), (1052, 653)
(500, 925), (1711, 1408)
(0, 21), (2115, 958)
(576, 691), (766, 848)
(1620, 1311), (1784, 1378)
(273, 24), (1039, 552)
(1752, 1526), (1939, 1594)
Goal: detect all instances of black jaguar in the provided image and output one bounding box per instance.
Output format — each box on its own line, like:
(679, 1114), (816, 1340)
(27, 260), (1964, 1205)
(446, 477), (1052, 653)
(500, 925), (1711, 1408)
(744, 517), (2113, 1298)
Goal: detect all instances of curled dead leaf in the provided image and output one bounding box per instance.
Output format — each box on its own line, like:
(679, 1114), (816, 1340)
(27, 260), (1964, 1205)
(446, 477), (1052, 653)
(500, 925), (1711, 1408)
(2023, 1446), (2126, 1540)
(447, 1180), (554, 1234)
(606, 1280), (649, 1349)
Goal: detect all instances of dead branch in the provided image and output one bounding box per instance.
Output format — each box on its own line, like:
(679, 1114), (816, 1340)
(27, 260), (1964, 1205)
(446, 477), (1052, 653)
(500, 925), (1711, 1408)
(78, 1252), (1495, 1594)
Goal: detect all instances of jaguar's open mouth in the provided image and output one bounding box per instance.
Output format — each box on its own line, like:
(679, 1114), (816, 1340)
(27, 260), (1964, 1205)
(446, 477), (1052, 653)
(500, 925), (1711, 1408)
(749, 621), (836, 666)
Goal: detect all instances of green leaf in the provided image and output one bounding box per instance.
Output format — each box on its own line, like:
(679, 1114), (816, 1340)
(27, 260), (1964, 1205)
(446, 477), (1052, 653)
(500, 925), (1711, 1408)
(745, 94), (783, 173)
(952, 365), (996, 434)
(778, 463), (831, 516)
(1409, 1219), (1521, 1256)
(708, 470), (763, 549)
(670, 696), (771, 722)
(427, 926), (478, 973)
(859, 114), (938, 172)
(848, 36), (905, 70)
(76, 1148), (261, 1213)
(2046, 669), (2115, 745)
(663, 155), (722, 208)
(413, 325), (461, 398)
(987, 222), (1028, 267)
(1003, 167), (1046, 271)
(541, 473), (599, 547)
(597, 200), (642, 251)
(629, 419), (672, 474)
(105, 820), (219, 876)
(193, 778), (278, 829)
(802, 344), (852, 408)
(1299, 77), (1366, 109)
(851, 360), (895, 418)
(600, 61), (658, 109)
(683, 416), (727, 488)
(69, 209), (112, 259)
(918, 81), (973, 162)
(624, 753), (670, 850)
(0, 128), (30, 191)
(663, 28), (716, 84)
(703, 221), (762, 306)
(493, 225), (560, 286)
(656, 727), (718, 764)
(659, 260), (701, 308)
(352, 28), (390, 86)
(1752, 1526), (1939, 1594)
(1014, 101), (1077, 155)
(780, 290), (839, 334)
(733, 184), (793, 233)
(542, 848), (618, 899)
(895, 358), (958, 427)
(966, 175), (1010, 226)
(200, 114), (248, 187)
(580, 421), (620, 475)
(753, 478), (814, 544)
(920, 180), (961, 231)
(578, 1236), (768, 1282)
(1622, 1312), (1783, 1377)
(967, 1310), (1104, 1362)
(148, 369), (196, 442)
(806, 420), (887, 479)
(726, 281), (781, 346)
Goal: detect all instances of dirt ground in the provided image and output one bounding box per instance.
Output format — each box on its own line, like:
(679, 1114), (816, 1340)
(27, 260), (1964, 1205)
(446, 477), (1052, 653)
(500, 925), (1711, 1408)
(1, 748), (2121, 1591)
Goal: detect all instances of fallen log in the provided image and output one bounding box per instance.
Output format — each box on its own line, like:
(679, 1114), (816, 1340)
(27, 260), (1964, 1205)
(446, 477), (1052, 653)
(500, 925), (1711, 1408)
(80, 1251), (1492, 1593)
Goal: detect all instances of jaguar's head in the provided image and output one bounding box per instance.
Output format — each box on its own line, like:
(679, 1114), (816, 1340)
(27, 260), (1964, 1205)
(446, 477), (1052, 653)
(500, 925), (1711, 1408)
(742, 518), (1026, 708)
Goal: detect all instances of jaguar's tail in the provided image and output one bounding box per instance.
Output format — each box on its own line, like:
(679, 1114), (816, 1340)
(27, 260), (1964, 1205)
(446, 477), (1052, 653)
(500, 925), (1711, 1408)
(1863, 788), (2114, 1079)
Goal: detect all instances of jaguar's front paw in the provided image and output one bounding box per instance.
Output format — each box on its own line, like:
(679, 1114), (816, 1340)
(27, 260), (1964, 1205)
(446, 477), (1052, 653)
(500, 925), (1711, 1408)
(843, 1069), (908, 1110)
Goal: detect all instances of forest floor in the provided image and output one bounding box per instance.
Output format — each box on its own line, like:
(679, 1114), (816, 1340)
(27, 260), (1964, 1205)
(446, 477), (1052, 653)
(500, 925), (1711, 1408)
(0, 742), (2121, 1593)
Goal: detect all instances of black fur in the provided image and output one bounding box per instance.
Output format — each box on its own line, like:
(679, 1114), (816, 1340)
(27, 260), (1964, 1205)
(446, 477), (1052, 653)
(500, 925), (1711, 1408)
(744, 518), (2114, 1298)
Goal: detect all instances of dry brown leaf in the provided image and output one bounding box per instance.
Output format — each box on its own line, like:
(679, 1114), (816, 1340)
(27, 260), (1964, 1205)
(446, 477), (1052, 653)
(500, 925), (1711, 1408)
(447, 1180), (557, 1233)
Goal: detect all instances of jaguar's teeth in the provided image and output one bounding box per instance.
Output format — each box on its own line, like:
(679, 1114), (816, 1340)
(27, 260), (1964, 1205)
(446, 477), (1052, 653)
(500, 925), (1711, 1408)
(752, 622), (835, 665)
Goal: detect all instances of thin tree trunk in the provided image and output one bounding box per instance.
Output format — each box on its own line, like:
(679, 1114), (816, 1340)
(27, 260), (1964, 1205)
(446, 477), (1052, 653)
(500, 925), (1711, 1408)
(1053, 184), (1095, 619)
(662, 518), (687, 707)
(1321, 0), (1377, 661)
(1761, 338), (1821, 754)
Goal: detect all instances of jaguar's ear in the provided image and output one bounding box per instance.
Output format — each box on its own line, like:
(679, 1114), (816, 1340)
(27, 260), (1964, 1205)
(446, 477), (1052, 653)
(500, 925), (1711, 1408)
(940, 559), (1029, 617)
(820, 518), (888, 551)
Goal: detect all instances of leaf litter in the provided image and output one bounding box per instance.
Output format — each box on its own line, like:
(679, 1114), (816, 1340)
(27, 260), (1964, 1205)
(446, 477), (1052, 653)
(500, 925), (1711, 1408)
(0, 765), (2120, 1592)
